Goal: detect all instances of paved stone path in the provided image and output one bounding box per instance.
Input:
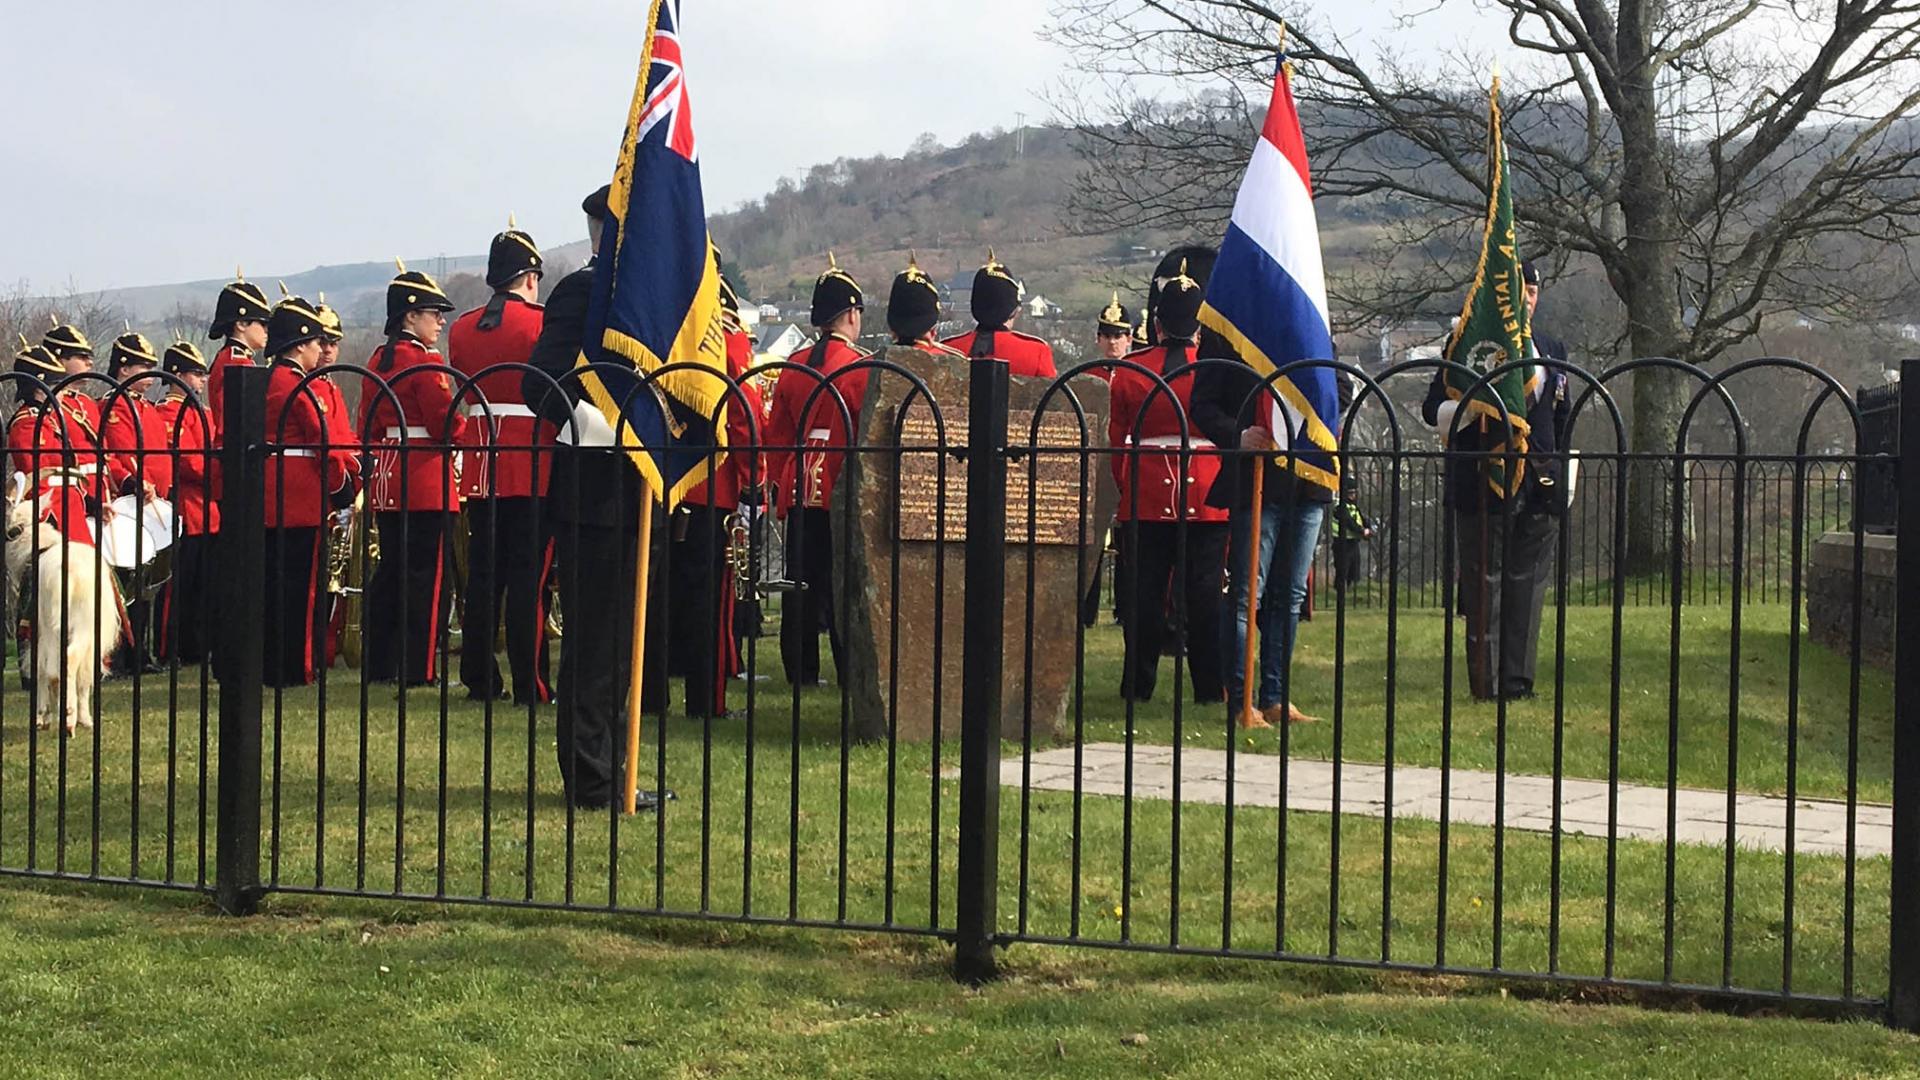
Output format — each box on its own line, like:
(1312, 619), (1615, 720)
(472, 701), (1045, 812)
(1003, 743), (1890, 858)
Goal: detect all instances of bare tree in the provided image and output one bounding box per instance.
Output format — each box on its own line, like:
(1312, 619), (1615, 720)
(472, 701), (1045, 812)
(1049, 0), (1920, 569)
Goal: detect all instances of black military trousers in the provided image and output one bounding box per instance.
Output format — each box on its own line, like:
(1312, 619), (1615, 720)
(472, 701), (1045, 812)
(1115, 520), (1228, 702)
(460, 497), (554, 705)
(365, 510), (455, 686)
(553, 515), (638, 809)
(109, 571), (154, 675)
(263, 527), (326, 688)
(779, 507), (842, 688)
(665, 504), (730, 718)
(1454, 507), (1555, 700)
(155, 533), (212, 664)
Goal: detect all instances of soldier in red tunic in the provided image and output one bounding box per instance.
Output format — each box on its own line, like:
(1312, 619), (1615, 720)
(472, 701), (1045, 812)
(103, 332), (171, 499)
(205, 274), (271, 446)
(886, 255), (964, 358)
(103, 331), (171, 674)
(359, 264), (463, 687)
(941, 252), (1057, 378)
(666, 270), (761, 718)
(1083, 294), (1136, 628)
(151, 341), (218, 665)
(15, 325), (107, 543)
(447, 220), (553, 704)
(1107, 263), (1229, 703)
(764, 255), (868, 687)
(261, 297), (361, 687)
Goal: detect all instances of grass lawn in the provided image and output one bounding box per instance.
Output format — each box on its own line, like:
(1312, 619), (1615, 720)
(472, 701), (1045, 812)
(0, 885), (1915, 1078)
(0, 601), (1900, 1068)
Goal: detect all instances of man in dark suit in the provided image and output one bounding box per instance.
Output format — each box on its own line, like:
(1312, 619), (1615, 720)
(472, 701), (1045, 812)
(1421, 260), (1571, 701)
(523, 185), (662, 811)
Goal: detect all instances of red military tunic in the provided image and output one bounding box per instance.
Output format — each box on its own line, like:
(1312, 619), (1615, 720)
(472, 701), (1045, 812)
(206, 341), (255, 446)
(7, 392), (106, 544)
(150, 394), (218, 536)
(686, 327), (764, 510)
(764, 333), (869, 514)
(265, 360), (360, 528)
(941, 328), (1057, 379)
(359, 336), (466, 512)
(1107, 345), (1228, 524)
(447, 296), (551, 500)
(103, 393), (174, 498)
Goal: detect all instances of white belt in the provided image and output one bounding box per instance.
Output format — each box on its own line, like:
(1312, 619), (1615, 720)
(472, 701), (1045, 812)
(382, 427), (431, 440)
(465, 403), (535, 419)
(1137, 435), (1216, 449)
(281, 449), (318, 459)
(805, 428), (832, 441)
(41, 474), (92, 487)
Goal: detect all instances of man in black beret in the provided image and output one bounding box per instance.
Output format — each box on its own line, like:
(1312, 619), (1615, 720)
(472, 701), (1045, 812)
(523, 185), (661, 811)
(1421, 258), (1570, 701)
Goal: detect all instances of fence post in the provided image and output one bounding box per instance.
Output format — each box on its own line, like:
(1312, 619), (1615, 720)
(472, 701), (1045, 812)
(214, 364), (269, 916)
(1893, 359), (1920, 1030)
(954, 358), (1009, 983)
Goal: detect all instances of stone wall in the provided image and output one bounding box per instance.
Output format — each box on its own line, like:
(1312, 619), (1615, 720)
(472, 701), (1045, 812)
(1807, 532), (1894, 670)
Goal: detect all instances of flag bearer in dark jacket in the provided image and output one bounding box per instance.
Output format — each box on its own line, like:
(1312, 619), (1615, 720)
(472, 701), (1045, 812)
(1107, 264), (1228, 703)
(523, 185), (658, 811)
(1421, 260), (1569, 701)
(359, 263), (464, 687)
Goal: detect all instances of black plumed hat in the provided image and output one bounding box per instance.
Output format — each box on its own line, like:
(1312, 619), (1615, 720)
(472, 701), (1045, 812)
(162, 340), (209, 375)
(208, 273), (271, 340)
(109, 330), (159, 373)
(43, 319), (93, 358)
(970, 250), (1021, 328)
(13, 335), (61, 378)
(487, 214), (544, 289)
(1146, 245), (1216, 346)
(887, 253), (941, 343)
(809, 253), (864, 328)
(1155, 260), (1205, 340)
(266, 296), (328, 358)
(383, 259), (456, 336)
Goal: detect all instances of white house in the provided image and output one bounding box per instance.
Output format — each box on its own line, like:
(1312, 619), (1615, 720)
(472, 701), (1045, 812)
(756, 323), (810, 362)
(1026, 294), (1062, 319)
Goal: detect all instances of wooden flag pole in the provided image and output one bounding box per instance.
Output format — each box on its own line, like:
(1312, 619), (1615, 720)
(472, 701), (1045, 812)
(624, 478), (657, 816)
(1238, 457), (1270, 730)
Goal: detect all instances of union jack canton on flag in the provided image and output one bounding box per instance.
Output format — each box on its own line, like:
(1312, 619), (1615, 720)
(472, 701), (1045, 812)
(577, 0), (732, 508)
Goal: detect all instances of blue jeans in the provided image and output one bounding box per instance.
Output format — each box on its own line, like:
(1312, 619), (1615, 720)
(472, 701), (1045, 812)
(1224, 501), (1325, 712)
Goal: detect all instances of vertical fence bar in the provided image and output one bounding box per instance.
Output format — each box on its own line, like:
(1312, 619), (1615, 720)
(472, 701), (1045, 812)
(1890, 359), (1920, 1030)
(954, 358), (1009, 984)
(214, 365), (268, 915)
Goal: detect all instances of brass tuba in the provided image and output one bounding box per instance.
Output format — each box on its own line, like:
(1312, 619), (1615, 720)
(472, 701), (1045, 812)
(327, 491), (377, 667)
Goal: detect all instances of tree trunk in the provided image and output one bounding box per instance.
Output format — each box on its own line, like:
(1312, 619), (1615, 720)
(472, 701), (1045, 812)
(1612, 15), (1693, 577)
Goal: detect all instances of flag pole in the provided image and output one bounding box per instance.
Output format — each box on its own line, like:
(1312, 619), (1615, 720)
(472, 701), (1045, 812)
(625, 477), (656, 816)
(1238, 457), (1269, 730)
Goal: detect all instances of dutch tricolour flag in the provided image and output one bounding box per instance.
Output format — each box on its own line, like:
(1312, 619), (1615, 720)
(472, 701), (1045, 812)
(1198, 57), (1342, 493)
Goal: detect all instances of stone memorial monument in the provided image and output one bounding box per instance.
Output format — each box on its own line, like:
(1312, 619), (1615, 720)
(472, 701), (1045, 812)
(835, 351), (1116, 741)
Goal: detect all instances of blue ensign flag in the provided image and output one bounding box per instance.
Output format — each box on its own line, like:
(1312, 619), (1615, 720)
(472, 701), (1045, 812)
(578, 0), (731, 508)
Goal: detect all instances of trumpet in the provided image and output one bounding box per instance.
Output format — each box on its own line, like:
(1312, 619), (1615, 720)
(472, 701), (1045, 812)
(725, 507), (755, 602)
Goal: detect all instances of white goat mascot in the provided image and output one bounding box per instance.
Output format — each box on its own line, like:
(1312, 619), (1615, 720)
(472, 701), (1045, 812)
(4, 474), (122, 733)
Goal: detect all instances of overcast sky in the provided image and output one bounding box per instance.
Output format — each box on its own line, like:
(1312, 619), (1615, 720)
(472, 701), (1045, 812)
(0, 1), (1540, 294)
(0, 0), (1075, 291)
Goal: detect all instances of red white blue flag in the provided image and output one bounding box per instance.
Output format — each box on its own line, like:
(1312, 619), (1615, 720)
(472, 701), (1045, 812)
(1197, 55), (1341, 493)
